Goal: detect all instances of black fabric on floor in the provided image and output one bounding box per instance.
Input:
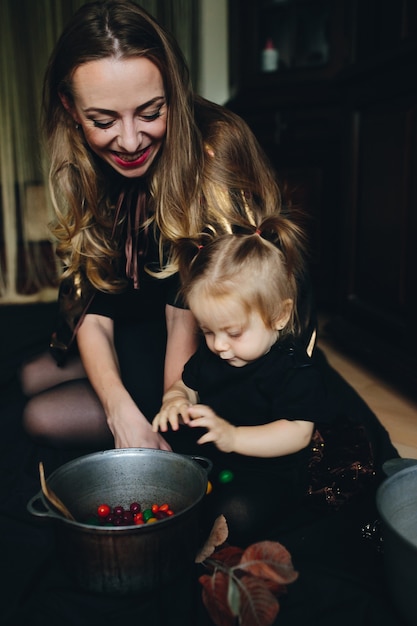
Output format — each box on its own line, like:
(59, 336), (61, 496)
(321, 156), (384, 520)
(0, 304), (410, 626)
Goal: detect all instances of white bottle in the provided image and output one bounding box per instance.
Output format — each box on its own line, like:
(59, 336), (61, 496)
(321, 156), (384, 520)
(261, 38), (279, 72)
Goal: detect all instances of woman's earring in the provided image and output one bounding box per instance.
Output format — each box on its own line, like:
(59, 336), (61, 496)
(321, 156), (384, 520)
(75, 123), (80, 130)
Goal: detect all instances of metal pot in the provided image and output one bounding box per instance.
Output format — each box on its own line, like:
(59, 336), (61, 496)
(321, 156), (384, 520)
(376, 457), (417, 626)
(27, 448), (211, 595)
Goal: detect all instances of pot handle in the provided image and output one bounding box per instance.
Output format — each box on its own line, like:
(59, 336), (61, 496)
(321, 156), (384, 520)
(27, 491), (62, 521)
(382, 457), (417, 477)
(188, 455), (213, 475)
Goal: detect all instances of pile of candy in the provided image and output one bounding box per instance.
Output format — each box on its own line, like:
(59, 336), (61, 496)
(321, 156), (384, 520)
(84, 501), (175, 526)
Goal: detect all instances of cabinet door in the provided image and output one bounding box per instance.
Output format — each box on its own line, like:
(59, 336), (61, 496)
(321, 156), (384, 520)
(345, 100), (417, 351)
(227, 99), (347, 307)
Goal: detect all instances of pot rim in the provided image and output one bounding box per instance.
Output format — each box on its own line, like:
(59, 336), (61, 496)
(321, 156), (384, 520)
(27, 448), (211, 529)
(376, 463), (417, 550)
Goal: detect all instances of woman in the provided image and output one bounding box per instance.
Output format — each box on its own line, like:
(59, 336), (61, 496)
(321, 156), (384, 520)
(20, 0), (306, 451)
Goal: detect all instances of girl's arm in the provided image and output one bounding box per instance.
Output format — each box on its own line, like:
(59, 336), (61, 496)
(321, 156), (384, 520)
(230, 418), (314, 456)
(187, 404), (314, 457)
(77, 313), (171, 449)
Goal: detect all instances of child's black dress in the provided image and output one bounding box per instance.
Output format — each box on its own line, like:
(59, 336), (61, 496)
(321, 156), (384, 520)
(167, 337), (337, 545)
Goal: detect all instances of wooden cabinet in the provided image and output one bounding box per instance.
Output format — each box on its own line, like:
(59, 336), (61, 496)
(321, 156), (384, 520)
(229, 0), (351, 89)
(227, 0), (417, 393)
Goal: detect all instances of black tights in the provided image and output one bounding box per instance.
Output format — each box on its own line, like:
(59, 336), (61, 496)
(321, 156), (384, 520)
(19, 351), (114, 449)
(19, 319), (167, 450)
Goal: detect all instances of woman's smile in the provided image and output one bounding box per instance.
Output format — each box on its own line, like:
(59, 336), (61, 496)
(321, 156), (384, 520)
(112, 146), (152, 168)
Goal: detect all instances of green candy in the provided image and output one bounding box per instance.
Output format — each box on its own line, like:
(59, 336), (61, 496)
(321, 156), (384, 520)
(218, 469), (234, 484)
(142, 508), (154, 522)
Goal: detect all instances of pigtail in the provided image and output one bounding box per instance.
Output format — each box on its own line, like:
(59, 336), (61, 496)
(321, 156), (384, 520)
(255, 213), (307, 282)
(175, 233), (212, 284)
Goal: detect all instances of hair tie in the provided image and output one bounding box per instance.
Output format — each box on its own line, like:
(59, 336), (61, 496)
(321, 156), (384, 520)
(255, 229), (261, 236)
(197, 244), (203, 249)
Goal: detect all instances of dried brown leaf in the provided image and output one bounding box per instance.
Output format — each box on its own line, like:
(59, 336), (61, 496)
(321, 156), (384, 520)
(199, 541), (298, 626)
(239, 541), (299, 587)
(200, 571), (236, 626)
(242, 541), (293, 567)
(213, 544), (244, 567)
(200, 567), (280, 626)
(195, 515), (229, 563)
(238, 574), (280, 626)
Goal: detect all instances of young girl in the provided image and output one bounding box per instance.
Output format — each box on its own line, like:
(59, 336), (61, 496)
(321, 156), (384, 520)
(153, 216), (335, 544)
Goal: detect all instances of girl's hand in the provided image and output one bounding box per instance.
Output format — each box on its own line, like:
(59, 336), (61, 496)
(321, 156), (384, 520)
(152, 396), (192, 433)
(187, 404), (236, 453)
(152, 380), (197, 433)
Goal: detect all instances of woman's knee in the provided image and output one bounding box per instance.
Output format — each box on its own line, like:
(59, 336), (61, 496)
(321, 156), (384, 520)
(22, 394), (51, 440)
(19, 356), (41, 396)
(22, 381), (111, 447)
(22, 383), (78, 441)
(19, 351), (85, 396)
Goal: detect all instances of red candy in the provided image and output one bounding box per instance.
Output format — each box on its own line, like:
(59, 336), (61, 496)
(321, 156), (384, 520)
(97, 504), (111, 518)
(89, 501), (174, 526)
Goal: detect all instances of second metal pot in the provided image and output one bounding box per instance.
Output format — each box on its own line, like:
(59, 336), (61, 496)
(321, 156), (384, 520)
(376, 457), (417, 626)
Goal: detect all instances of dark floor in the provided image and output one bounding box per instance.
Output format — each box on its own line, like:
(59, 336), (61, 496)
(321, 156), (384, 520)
(0, 303), (411, 626)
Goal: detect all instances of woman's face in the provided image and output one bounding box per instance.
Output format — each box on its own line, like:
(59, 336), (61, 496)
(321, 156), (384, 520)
(65, 56), (167, 178)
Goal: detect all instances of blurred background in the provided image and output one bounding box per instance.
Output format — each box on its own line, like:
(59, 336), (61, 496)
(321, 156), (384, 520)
(0, 0), (416, 397)
(0, 0), (220, 305)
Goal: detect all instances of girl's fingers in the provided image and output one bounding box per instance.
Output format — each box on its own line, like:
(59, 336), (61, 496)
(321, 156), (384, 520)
(187, 404), (213, 420)
(152, 413), (168, 432)
(153, 401), (192, 432)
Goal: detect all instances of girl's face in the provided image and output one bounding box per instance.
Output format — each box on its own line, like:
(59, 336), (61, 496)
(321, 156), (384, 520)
(63, 56), (167, 178)
(189, 295), (286, 368)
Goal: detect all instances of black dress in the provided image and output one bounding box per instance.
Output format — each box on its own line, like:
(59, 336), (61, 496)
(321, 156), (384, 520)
(165, 338), (334, 544)
(88, 240), (183, 421)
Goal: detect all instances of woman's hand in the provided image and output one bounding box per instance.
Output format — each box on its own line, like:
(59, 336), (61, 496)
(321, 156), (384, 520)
(107, 390), (171, 450)
(109, 393), (172, 449)
(187, 404), (236, 453)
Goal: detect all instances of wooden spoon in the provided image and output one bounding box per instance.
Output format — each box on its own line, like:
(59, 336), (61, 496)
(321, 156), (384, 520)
(39, 461), (75, 521)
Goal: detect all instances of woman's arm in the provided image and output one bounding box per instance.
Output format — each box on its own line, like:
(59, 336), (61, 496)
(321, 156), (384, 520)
(187, 404), (314, 457)
(151, 305), (199, 432)
(77, 313), (171, 449)
(164, 304), (199, 391)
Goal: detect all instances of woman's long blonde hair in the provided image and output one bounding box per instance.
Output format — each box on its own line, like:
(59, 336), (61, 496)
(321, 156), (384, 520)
(43, 0), (202, 291)
(43, 0), (300, 294)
